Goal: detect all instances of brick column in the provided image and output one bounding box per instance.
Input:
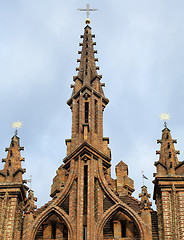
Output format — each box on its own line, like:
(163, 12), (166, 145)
(178, 192), (184, 238)
(69, 175), (77, 232)
(4, 197), (17, 239)
(162, 191), (172, 240)
(43, 223), (52, 239)
(126, 221), (134, 237)
(113, 220), (121, 240)
(76, 156), (84, 240)
(56, 222), (64, 239)
(87, 155), (95, 239)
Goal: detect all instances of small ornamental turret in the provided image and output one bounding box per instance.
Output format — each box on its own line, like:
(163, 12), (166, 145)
(139, 185), (152, 210)
(0, 121), (26, 183)
(153, 115), (184, 239)
(23, 190), (37, 216)
(0, 122), (28, 239)
(155, 114), (180, 176)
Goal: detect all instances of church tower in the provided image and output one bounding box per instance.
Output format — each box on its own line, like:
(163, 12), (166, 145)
(153, 126), (184, 239)
(0, 133), (28, 239)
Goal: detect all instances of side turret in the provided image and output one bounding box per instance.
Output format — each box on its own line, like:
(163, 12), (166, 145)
(0, 134), (26, 183)
(153, 127), (184, 239)
(154, 127), (181, 176)
(0, 133), (28, 239)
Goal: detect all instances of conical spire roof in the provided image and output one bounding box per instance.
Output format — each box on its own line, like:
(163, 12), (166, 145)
(155, 127), (180, 175)
(0, 133), (26, 183)
(71, 24), (105, 97)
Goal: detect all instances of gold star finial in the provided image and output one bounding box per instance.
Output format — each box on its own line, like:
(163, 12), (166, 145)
(12, 121), (23, 136)
(159, 113), (170, 128)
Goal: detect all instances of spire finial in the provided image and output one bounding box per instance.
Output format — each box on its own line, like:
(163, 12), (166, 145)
(78, 4), (98, 25)
(142, 171), (148, 186)
(159, 113), (170, 128)
(12, 121), (23, 136)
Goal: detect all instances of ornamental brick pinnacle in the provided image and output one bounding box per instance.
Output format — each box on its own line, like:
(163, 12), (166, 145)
(0, 21), (184, 240)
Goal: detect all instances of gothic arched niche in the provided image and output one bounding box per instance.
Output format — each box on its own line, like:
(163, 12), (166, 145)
(35, 211), (68, 240)
(103, 210), (140, 239)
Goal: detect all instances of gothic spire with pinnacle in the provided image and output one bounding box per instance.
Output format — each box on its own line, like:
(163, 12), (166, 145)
(0, 133), (26, 183)
(155, 126), (180, 175)
(66, 18), (110, 156)
(70, 20), (105, 97)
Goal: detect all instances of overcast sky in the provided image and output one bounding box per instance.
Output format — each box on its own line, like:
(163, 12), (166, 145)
(0, 0), (184, 209)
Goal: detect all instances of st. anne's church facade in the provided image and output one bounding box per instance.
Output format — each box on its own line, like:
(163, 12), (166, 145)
(0, 18), (184, 240)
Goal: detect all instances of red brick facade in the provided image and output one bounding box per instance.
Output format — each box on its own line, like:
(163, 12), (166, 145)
(0, 23), (184, 240)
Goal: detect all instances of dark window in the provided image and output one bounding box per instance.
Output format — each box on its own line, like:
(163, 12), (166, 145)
(86, 52), (88, 55)
(83, 226), (87, 240)
(166, 133), (169, 140)
(95, 100), (98, 132)
(121, 221), (126, 237)
(86, 37), (88, 41)
(83, 165), (88, 215)
(11, 142), (14, 147)
(7, 170), (9, 176)
(76, 101), (79, 132)
(8, 160), (11, 167)
(86, 58), (88, 62)
(170, 162), (173, 168)
(51, 222), (56, 239)
(10, 150), (13, 157)
(169, 153), (172, 158)
(86, 44), (88, 48)
(85, 102), (89, 123)
(168, 143), (170, 149)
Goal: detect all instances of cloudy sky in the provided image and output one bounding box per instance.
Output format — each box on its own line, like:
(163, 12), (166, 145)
(0, 0), (184, 209)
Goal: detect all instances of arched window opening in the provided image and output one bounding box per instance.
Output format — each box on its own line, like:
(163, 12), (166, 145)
(169, 152), (172, 159)
(167, 143), (170, 149)
(35, 213), (68, 240)
(103, 211), (140, 239)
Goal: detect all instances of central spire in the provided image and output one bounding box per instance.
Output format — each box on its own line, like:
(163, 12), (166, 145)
(66, 24), (110, 157)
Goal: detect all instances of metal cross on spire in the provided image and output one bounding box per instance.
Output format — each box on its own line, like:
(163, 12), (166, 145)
(78, 4), (98, 24)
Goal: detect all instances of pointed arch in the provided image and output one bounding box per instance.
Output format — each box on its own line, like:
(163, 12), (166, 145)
(29, 205), (75, 240)
(95, 202), (146, 240)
